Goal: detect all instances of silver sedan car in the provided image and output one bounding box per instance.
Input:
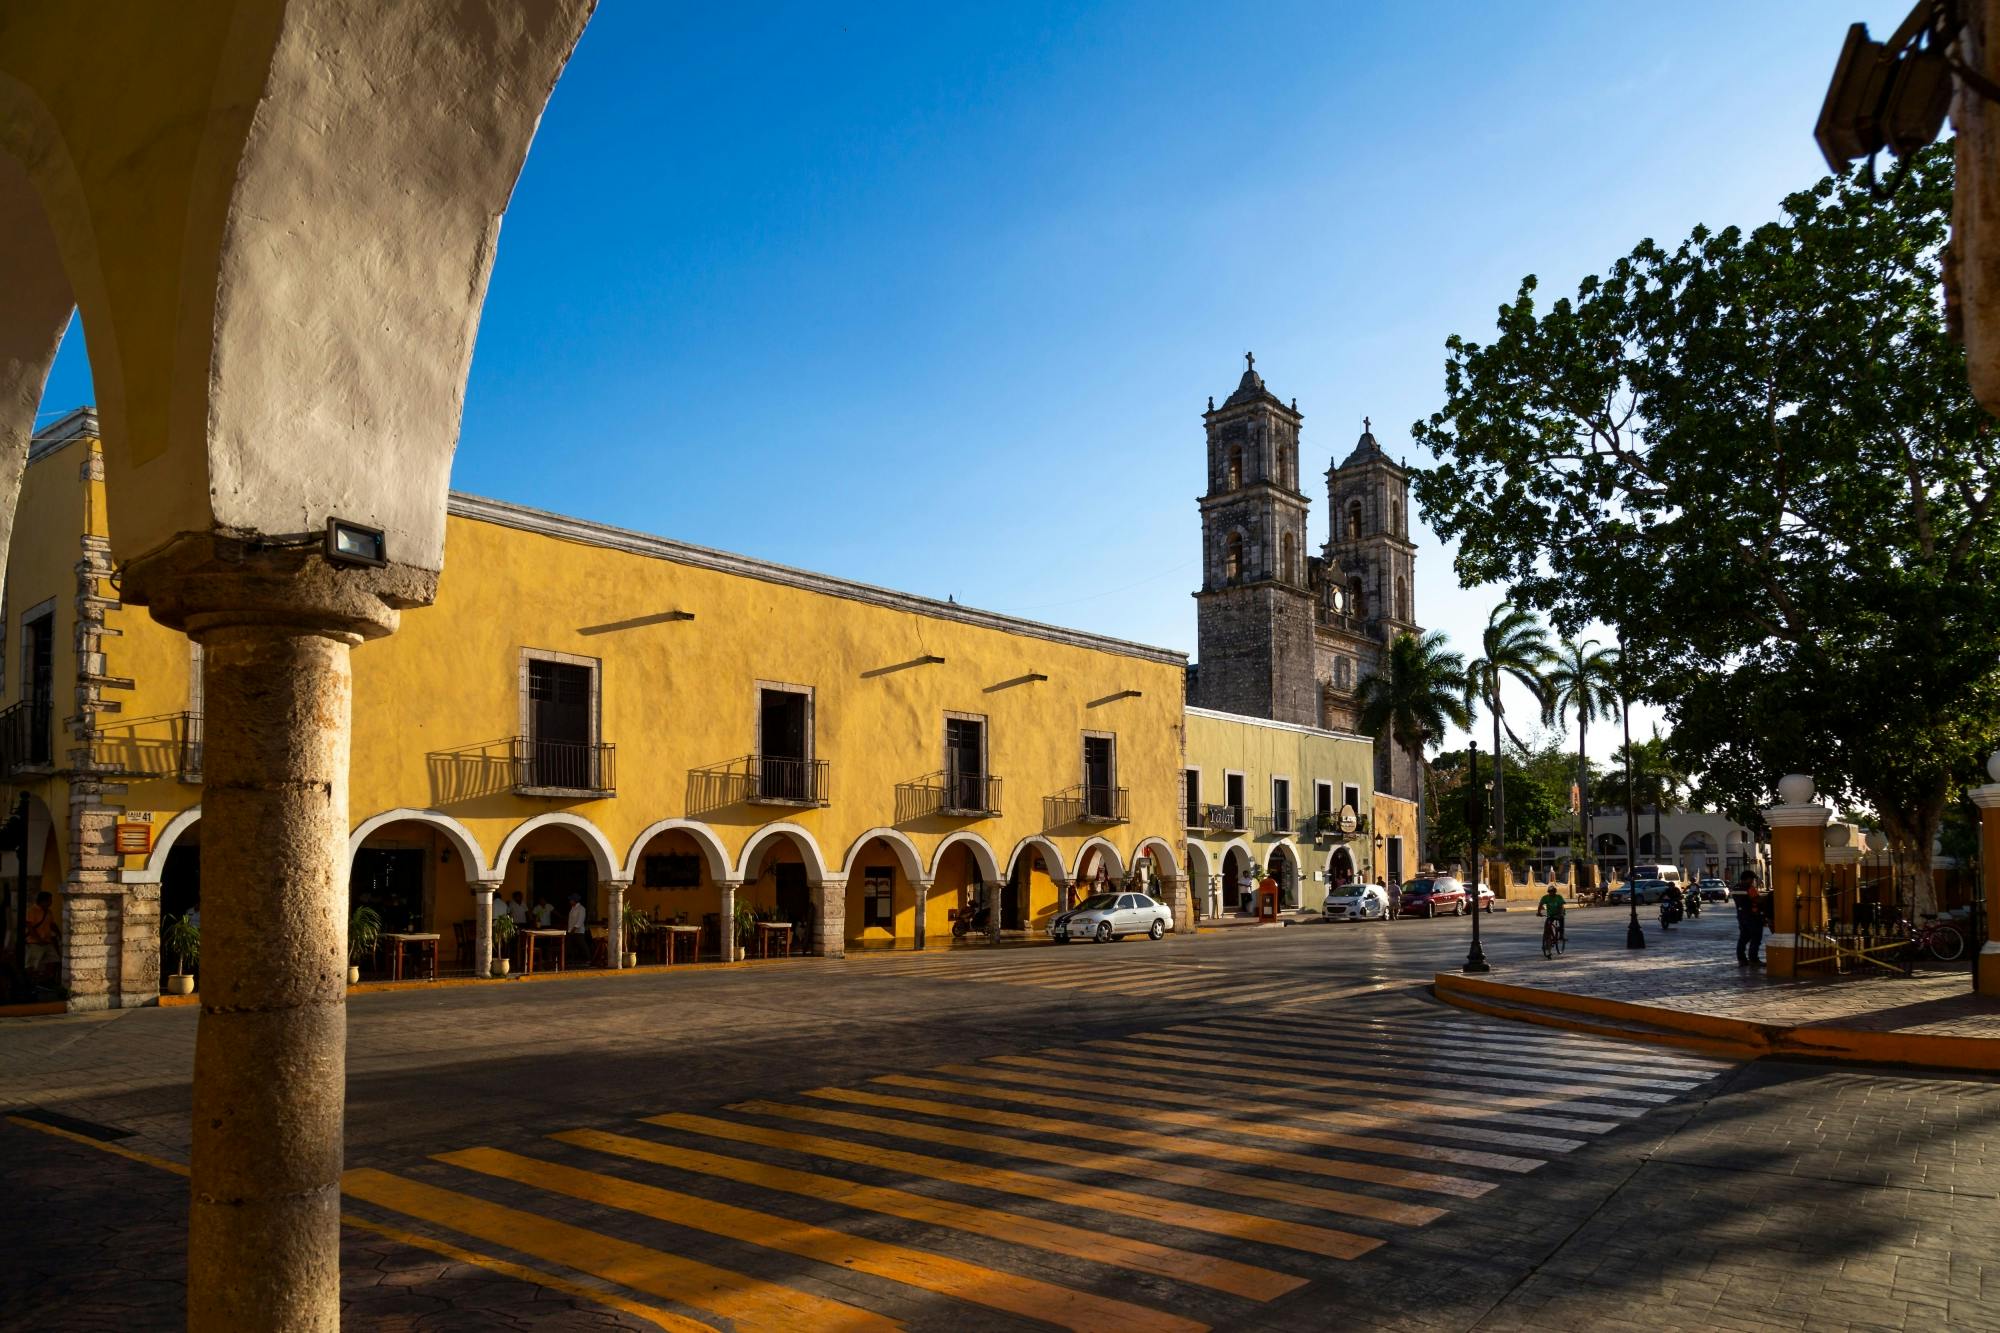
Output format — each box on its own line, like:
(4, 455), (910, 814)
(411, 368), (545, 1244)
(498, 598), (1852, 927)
(1050, 892), (1173, 943)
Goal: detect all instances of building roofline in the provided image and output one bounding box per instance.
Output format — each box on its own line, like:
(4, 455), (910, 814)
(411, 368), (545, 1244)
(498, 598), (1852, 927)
(28, 407), (99, 461)
(448, 492), (1189, 667)
(1185, 704), (1370, 744)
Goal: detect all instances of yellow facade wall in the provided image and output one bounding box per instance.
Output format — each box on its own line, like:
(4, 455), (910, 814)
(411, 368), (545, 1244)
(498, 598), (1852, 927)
(1372, 795), (1419, 887)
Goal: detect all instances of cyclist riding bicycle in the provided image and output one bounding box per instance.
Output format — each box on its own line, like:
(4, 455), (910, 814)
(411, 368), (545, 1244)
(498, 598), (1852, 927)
(1537, 886), (1567, 954)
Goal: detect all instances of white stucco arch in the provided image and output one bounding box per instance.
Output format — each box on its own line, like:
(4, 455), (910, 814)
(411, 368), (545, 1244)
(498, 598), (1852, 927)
(928, 830), (1003, 885)
(1213, 836), (1256, 876)
(1132, 836), (1182, 880)
(1005, 835), (1070, 886)
(840, 827), (927, 886)
(348, 808), (493, 881)
(622, 818), (732, 884)
(1184, 840), (1214, 887)
(493, 812), (622, 884)
(736, 822), (831, 885)
(122, 805), (203, 884)
(1070, 836), (1127, 883)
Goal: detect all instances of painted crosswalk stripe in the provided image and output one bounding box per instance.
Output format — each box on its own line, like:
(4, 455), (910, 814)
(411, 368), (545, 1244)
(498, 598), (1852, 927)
(1207, 1019), (1729, 1075)
(1107, 1034), (1675, 1104)
(1167, 1024), (1707, 1092)
(920, 1060), (1625, 1134)
(557, 1126), (1304, 1302)
(860, 1072), (1587, 1154)
(680, 1106), (1382, 1261)
(440, 1147), (1201, 1333)
(806, 1083), (1536, 1176)
(342, 1167), (896, 1332)
(1189, 1022), (1728, 1081)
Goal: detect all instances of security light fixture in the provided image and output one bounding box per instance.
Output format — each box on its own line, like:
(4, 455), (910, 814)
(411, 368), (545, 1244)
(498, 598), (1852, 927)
(1815, 1), (1996, 178)
(325, 517), (386, 568)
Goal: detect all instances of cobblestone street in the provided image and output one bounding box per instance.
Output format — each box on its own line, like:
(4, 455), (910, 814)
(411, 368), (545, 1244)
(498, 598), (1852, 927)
(4, 911), (1997, 1330)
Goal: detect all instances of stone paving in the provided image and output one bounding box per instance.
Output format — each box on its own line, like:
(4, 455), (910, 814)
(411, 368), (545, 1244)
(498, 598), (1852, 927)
(1504, 907), (2000, 1038)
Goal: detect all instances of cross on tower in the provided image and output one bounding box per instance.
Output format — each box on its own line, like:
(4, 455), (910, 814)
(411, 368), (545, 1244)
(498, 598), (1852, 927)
(1363, 415), (1371, 433)
(1245, 351), (1255, 372)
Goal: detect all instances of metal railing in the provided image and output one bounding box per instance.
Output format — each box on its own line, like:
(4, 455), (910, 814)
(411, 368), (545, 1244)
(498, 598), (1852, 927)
(1256, 809), (1295, 837)
(90, 711), (203, 782)
(688, 754), (830, 809)
(509, 736), (616, 795)
(1048, 784), (1129, 826)
(1302, 810), (1368, 839)
(898, 770), (1001, 819)
(0, 697), (52, 775)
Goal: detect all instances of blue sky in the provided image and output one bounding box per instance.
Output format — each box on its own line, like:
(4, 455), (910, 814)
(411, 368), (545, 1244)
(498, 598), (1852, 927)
(36, 1), (1910, 757)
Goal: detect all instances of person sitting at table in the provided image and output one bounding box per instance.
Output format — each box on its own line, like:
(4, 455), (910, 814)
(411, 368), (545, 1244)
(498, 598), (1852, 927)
(506, 891), (527, 924)
(566, 892), (587, 964)
(533, 898), (554, 928)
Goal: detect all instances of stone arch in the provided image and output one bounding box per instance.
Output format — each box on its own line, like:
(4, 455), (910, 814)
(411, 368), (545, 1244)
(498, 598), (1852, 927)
(1267, 840), (1302, 908)
(1347, 501), (1363, 539)
(736, 822), (830, 885)
(622, 818), (731, 884)
(125, 805), (203, 884)
(1227, 444), (1243, 490)
(1184, 840), (1213, 889)
(840, 827), (926, 885)
(493, 813), (621, 884)
(1281, 531), (1297, 585)
(1005, 835), (1070, 886)
(928, 830), (1002, 885)
(349, 808), (492, 881)
(1132, 836), (1180, 880)
(1395, 575), (1409, 622)
(1224, 530), (1244, 582)
(1070, 836), (1126, 885)
(1349, 577), (1365, 617)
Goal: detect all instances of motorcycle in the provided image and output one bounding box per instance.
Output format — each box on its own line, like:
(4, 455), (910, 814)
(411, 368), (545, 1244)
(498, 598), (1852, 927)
(1658, 895), (1682, 929)
(950, 903), (991, 939)
(1683, 892), (1700, 919)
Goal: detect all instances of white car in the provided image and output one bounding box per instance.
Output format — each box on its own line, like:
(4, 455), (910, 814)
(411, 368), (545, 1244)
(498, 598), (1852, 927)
(1322, 883), (1390, 921)
(1051, 892), (1173, 943)
(1471, 883), (1496, 913)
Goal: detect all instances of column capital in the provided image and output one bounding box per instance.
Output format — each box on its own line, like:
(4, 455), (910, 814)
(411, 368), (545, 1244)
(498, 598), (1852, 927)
(1762, 802), (1833, 829)
(121, 531), (435, 642)
(1969, 782), (2000, 809)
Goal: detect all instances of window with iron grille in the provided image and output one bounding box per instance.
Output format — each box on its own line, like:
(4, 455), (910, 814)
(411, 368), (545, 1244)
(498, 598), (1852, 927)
(863, 866), (894, 929)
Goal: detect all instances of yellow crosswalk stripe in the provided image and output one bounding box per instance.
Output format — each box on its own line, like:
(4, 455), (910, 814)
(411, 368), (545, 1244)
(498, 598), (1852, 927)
(668, 1108), (1382, 1261)
(441, 1147), (1202, 1333)
(865, 1071), (1586, 1154)
(557, 1127), (1304, 1302)
(342, 1167), (896, 1332)
(796, 1084), (1528, 1180)
(922, 1059), (1622, 1134)
(1166, 1024), (1706, 1091)
(1213, 1019), (1726, 1074)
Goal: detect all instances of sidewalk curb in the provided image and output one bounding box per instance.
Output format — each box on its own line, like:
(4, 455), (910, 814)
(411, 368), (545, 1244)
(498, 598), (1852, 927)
(1433, 972), (2000, 1073)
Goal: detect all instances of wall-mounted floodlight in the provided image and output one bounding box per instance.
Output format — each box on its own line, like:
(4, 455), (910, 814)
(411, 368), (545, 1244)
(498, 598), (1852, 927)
(1814, 3), (1981, 175)
(325, 517), (386, 567)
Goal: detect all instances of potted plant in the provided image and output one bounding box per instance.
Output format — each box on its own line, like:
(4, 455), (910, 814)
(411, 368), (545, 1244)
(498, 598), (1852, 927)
(347, 904), (380, 984)
(733, 900), (760, 952)
(490, 911), (516, 977)
(163, 912), (200, 996)
(620, 901), (651, 968)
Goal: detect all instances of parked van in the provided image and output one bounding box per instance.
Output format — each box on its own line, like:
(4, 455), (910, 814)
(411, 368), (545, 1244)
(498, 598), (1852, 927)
(1630, 864), (1683, 886)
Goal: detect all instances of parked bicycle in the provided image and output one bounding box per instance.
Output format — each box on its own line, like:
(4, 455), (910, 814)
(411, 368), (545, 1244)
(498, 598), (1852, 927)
(1910, 914), (1966, 963)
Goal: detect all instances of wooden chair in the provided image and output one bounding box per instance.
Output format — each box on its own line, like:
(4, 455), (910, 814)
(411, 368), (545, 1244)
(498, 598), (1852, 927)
(452, 920), (474, 968)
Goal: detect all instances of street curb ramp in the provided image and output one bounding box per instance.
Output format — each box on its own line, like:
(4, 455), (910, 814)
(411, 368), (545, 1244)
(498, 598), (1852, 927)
(1431, 972), (2000, 1074)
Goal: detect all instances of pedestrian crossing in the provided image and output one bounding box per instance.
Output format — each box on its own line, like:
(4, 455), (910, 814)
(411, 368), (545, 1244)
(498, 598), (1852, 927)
(826, 947), (1411, 1010)
(337, 1005), (1735, 1330)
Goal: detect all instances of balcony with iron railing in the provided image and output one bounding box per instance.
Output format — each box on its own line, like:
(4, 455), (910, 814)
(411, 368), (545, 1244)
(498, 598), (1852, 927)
(1302, 810), (1370, 840)
(509, 736), (616, 797)
(1047, 784), (1128, 826)
(90, 711), (203, 783)
(688, 754), (830, 811)
(0, 697), (53, 776)
(896, 770), (1002, 822)
(1255, 808), (1296, 837)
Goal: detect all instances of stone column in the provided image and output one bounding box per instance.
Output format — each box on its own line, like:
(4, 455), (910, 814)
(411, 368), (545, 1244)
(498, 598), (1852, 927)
(1166, 875), (1192, 935)
(125, 539), (423, 1333)
(1967, 756), (2000, 996)
(607, 882), (626, 968)
(911, 878), (931, 949)
(473, 887), (494, 979)
(1762, 774), (1831, 980)
(818, 878), (847, 958)
(717, 879), (739, 962)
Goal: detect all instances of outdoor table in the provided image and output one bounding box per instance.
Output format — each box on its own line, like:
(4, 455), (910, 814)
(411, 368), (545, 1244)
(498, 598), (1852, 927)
(664, 923), (701, 964)
(519, 928), (565, 976)
(384, 932), (439, 982)
(753, 920), (793, 959)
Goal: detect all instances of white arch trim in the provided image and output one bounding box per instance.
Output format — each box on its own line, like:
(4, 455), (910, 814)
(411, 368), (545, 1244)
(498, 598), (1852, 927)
(928, 830), (1003, 885)
(1005, 835), (1070, 886)
(1266, 839), (1301, 869)
(622, 819), (731, 884)
(840, 827), (928, 885)
(735, 822), (831, 885)
(1184, 840), (1214, 885)
(349, 808), (495, 881)
(1132, 836), (1182, 880)
(492, 812), (622, 884)
(1070, 836), (1127, 882)
(1213, 836), (1256, 874)
(123, 805), (203, 884)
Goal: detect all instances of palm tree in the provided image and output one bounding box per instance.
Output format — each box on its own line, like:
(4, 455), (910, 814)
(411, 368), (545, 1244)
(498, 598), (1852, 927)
(1603, 730), (1690, 860)
(1356, 630), (1470, 872)
(1546, 639), (1620, 888)
(1462, 602), (1554, 860)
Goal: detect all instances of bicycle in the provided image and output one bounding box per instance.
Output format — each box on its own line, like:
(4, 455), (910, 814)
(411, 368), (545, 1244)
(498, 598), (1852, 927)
(1541, 914), (1566, 959)
(1911, 914), (1965, 963)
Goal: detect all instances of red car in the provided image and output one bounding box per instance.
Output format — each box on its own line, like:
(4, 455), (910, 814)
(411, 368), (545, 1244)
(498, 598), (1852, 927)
(1398, 876), (1470, 918)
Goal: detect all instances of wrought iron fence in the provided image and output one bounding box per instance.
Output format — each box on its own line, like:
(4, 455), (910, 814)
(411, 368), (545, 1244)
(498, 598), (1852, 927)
(509, 736), (616, 795)
(895, 770), (1002, 821)
(1255, 809), (1295, 837)
(1789, 860), (1919, 978)
(687, 754), (829, 811)
(1047, 784), (1129, 826)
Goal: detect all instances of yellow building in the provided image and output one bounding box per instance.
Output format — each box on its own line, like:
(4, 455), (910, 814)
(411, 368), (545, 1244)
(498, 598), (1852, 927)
(4, 413), (1191, 1009)
(1182, 706), (1377, 916)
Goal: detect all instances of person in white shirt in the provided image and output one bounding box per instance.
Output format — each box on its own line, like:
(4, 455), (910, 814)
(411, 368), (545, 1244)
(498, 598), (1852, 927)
(506, 891), (527, 924)
(566, 893), (587, 964)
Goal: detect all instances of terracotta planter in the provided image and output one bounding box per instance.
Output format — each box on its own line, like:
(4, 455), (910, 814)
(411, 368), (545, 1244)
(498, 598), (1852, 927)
(166, 974), (195, 996)
(623, 951), (638, 969)
(346, 965), (360, 985)
(491, 958), (511, 977)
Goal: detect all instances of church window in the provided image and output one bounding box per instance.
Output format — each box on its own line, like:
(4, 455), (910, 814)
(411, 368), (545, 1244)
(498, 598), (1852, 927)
(1346, 501), (1363, 539)
(1392, 499), (1403, 535)
(1224, 531), (1244, 582)
(1396, 576), (1410, 622)
(1281, 532), (1296, 584)
(1278, 441), (1294, 488)
(1349, 578), (1364, 617)
(1227, 446), (1243, 490)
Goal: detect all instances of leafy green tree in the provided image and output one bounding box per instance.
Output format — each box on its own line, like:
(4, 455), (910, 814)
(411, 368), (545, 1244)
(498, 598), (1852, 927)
(1546, 639), (1620, 880)
(1411, 145), (1998, 903)
(1356, 630), (1470, 870)
(1462, 602), (1554, 856)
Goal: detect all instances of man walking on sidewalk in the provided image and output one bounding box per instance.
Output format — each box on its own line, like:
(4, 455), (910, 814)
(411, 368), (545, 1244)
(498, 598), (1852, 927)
(1735, 872), (1765, 965)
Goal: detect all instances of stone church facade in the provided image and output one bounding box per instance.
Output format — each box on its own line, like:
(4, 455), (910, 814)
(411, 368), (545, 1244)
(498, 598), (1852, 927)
(1189, 356), (1421, 802)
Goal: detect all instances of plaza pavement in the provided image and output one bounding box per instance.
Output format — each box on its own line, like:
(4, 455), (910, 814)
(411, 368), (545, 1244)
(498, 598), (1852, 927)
(2, 910), (1996, 1331)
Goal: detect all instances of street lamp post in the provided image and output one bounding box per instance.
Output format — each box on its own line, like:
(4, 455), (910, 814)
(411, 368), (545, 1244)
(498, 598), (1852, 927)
(1623, 672), (1645, 950)
(1464, 741), (1491, 974)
